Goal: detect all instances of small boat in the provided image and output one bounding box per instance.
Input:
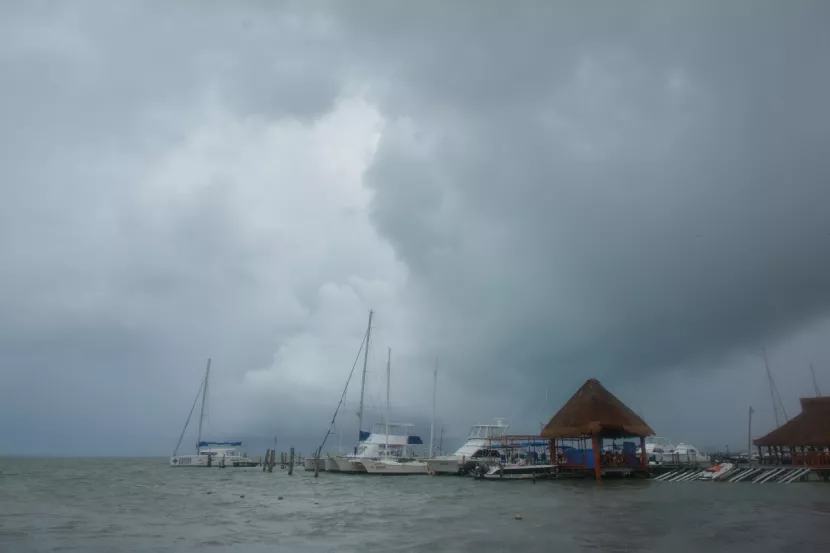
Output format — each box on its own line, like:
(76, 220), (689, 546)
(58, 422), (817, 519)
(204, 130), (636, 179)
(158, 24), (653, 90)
(169, 359), (257, 468)
(475, 463), (556, 480)
(699, 462), (733, 480)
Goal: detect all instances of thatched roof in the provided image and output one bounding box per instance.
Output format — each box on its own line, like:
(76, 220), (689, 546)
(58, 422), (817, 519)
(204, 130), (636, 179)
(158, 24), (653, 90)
(754, 397), (830, 447)
(541, 378), (655, 439)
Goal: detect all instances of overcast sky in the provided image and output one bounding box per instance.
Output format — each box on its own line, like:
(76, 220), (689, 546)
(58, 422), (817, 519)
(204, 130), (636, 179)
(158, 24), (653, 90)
(2, 0), (829, 457)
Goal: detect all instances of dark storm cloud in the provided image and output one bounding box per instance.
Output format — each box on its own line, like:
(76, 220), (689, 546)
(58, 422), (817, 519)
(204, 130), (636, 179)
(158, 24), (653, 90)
(344, 1), (830, 391)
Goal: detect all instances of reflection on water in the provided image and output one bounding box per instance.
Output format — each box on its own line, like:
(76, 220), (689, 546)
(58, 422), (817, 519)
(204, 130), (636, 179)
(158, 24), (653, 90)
(0, 458), (828, 552)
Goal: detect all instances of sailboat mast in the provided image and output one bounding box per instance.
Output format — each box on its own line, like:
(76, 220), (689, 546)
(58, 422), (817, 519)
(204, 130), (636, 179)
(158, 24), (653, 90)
(357, 310), (373, 447)
(196, 358), (211, 451)
(385, 347), (391, 458)
(429, 359), (437, 458)
(763, 348), (788, 426)
(810, 363), (822, 397)
(439, 427), (444, 456)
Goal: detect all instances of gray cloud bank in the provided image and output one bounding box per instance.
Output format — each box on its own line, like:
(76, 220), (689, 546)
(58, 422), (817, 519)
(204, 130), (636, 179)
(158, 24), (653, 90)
(1, 0), (829, 456)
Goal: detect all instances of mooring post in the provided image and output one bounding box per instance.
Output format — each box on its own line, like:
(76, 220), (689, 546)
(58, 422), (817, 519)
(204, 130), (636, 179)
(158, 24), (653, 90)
(592, 435), (602, 482)
(262, 450), (268, 472)
(288, 447), (295, 475)
(268, 449), (274, 473)
(314, 447), (320, 478)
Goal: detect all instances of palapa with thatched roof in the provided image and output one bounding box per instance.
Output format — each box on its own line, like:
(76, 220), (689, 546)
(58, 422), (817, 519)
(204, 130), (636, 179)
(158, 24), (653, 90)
(754, 397), (830, 469)
(541, 378), (655, 439)
(754, 397), (830, 447)
(541, 378), (655, 480)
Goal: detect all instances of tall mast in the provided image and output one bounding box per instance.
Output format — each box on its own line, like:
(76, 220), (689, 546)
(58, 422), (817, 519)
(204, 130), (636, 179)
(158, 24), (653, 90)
(196, 358), (211, 451)
(385, 347), (391, 458)
(439, 427), (444, 456)
(763, 348), (788, 427)
(429, 359), (437, 458)
(810, 363), (822, 397)
(357, 310), (374, 447)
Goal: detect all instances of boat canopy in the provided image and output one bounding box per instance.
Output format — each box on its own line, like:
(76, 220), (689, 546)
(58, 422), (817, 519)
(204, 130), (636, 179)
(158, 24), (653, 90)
(199, 441), (242, 447)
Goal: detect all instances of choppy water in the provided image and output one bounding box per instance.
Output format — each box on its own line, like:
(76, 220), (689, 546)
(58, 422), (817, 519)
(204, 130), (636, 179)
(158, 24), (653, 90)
(0, 458), (828, 552)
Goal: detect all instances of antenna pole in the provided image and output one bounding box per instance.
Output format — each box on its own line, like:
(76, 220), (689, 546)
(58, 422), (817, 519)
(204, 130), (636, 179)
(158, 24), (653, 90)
(196, 358), (211, 452)
(385, 347), (391, 459)
(357, 310), (374, 450)
(429, 359), (437, 458)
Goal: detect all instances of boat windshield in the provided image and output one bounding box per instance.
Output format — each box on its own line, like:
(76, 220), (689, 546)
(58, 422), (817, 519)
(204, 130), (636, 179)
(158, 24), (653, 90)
(469, 424), (508, 439)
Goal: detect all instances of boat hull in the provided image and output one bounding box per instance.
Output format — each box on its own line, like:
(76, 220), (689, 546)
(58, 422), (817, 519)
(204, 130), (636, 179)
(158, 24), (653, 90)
(324, 456), (341, 472)
(334, 457), (368, 473)
(303, 458), (326, 471)
(476, 464), (557, 480)
(425, 458), (462, 475)
(365, 460), (429, 475)
(170, 455), (258, 468)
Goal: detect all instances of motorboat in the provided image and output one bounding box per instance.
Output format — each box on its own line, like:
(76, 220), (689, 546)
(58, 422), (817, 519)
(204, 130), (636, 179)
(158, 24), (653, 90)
(636, 436), (675, 465)
(425, 419), (510, 475)
(699, 462), (734, 480)
(667, 443), (710, 466)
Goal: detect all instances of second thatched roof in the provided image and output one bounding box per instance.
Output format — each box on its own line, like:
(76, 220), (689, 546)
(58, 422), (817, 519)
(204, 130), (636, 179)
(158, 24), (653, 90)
(754, 397), (830, 447)
(541, 378), (655, 439)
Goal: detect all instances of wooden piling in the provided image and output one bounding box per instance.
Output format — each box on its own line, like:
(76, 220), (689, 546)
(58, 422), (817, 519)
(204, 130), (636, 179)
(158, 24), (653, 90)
(288, 447), (295, 475)
(268, 448), (274, 472)
(314, 448), (320, 478)
(262, 450), (268, 472)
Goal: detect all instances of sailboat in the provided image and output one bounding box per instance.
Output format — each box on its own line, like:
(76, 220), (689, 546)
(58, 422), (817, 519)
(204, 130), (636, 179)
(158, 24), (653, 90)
(170, 359), (256, 468)
(364, 348), (430, 475)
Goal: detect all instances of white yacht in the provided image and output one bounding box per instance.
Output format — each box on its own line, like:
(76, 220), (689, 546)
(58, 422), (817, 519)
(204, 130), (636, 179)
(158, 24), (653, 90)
(425, 419), (509, 475)
(637, 436), (675, 465)
(667, 443), (709, 466)
(170, 359), (256, 468)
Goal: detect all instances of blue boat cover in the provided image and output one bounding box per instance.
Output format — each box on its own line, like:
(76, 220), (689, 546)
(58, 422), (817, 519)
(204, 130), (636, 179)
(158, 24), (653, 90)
(493, 441), (548, 448)
(359, 430), (371, 441)
(408, 436), (424, 445)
